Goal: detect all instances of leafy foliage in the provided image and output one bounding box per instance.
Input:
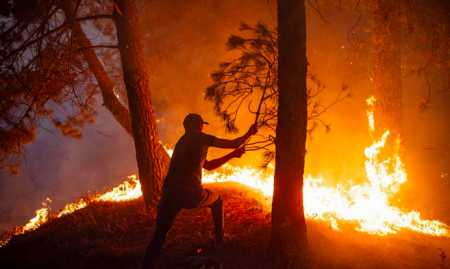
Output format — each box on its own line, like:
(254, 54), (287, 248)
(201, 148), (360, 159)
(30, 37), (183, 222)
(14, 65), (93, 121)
(0, 0), (116, 174)
(205, 22), (351, 167)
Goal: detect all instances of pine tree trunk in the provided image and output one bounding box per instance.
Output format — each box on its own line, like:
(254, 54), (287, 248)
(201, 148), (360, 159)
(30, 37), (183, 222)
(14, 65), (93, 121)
(72, 17), (171, 198)
(112, 0), (168, 207)
(373, 0), (404, 149)
(62, 1), (171, 207)
(70, 17), (171, 165)
(62, 0), (133, 136)
(73, 24), (134, 137)
(269, 0), (309, 268)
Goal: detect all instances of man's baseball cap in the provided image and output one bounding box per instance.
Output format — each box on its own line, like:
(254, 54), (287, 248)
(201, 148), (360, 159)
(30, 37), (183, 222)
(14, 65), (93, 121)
(183, 113), (209, 128)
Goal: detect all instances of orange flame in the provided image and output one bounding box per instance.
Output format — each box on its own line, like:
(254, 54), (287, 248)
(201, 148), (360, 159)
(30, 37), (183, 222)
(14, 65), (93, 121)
(23, 198), (52, 232)
(2, 98), (449, 248)
(366, 96), (376, 132)
(1, 177), (142, 247)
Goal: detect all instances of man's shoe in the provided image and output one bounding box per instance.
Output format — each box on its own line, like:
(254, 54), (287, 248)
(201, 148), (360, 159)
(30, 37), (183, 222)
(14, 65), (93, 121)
(215, 234), (229, 247)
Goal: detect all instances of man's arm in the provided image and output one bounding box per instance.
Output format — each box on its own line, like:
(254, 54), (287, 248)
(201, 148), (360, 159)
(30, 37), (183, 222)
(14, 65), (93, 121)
(211, 124), (258, 149)
(203, 147), (245, 171)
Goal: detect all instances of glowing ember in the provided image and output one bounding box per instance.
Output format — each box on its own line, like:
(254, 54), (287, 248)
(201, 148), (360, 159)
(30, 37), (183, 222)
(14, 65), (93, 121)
(112, 88), (120, 99)
(164, 145), (174, 157)
(2, 99), (449, 248)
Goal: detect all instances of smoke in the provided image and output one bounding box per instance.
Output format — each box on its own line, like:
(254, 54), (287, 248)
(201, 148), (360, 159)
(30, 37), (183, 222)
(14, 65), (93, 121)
(0, 105), (137, 232)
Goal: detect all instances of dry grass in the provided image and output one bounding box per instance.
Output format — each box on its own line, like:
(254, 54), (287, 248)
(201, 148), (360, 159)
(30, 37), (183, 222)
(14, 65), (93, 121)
(0, 183), (449, 269)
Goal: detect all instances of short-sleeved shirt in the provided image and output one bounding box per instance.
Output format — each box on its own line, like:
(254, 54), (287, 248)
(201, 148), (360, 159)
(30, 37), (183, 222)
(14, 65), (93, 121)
(163, 132), (216, 189)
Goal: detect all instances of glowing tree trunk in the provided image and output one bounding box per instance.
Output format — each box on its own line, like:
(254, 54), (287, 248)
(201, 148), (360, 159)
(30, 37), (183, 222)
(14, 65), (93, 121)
(113, 0), (168, 207)
(269, 0), (309, 268)
(373, 0), (404, 150)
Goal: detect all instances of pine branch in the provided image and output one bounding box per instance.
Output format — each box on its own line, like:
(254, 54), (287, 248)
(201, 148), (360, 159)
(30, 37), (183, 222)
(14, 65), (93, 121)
(1, 14), (114, 64)
(77, 45), (119, 51)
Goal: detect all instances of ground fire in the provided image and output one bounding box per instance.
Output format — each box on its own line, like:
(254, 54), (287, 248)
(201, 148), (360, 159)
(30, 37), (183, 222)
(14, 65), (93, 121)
(1, 98), (448, 249)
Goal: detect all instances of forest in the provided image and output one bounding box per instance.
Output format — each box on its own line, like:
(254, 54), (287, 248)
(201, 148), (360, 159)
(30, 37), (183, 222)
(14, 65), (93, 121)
(1, 0), (450, 268)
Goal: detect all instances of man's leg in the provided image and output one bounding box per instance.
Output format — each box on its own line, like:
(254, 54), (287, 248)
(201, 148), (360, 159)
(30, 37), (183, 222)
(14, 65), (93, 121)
(198, 189), (224, 246)
(140, 196), (180, 269)
(209, 196), (224, 246)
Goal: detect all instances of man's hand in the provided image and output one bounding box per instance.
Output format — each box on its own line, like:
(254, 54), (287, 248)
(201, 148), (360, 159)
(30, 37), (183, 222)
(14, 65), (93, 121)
(247, 124), (258, 136)
(211, 124), (258, 149)
(204, 147), (246, 170)
(231, 147), (246, 158)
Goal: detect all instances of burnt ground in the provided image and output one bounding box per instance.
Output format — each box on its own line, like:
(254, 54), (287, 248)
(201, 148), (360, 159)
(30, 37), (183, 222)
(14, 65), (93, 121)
(0, 182), (449, 269)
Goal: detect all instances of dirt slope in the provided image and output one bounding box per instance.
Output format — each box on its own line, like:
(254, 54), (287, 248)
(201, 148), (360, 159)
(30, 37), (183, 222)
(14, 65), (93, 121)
(0, 183), (449, 269)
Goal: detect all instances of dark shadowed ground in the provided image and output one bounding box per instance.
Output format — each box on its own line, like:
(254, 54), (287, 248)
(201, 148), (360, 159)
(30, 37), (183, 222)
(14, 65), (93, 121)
(0, 183), (449, 269)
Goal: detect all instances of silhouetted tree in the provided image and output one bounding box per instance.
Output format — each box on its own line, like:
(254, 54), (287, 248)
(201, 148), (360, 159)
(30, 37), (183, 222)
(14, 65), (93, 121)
(112, 0), (168, 206)
(206, 10), (349, 269)
(333, 0), (450, 161)
(372, 0), (404, 154)
(268, 0), (310, 267)
(402, 0), (450, 107)
(345, 0), (450, 130)
(205, 22), (350, 166)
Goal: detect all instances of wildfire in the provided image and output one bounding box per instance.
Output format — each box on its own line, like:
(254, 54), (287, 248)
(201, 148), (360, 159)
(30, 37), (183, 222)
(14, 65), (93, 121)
(1, 98), (449, 248)
(366, 96), (376, 132)
(303, 130), (447, 236)
(23, 198), (51, 232)
(0, 176), (141, 247)
(57, 175), (141, 218)
(0, 198), (52, 247)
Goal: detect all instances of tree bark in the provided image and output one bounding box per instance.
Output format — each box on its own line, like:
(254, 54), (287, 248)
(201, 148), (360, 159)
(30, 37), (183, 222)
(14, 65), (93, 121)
(62, 1), (171, 207)
(112, 0), (168, 207)
(373, 0), (404, 150)
(269, 0), (309, 268)
(73, 24), (134, 137)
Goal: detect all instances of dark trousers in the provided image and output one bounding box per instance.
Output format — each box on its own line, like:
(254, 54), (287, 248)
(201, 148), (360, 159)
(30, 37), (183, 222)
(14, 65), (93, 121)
(140, 188), (223, 269)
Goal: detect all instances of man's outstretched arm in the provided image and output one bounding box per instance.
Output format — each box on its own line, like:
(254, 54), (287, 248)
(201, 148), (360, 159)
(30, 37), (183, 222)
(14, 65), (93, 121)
(203, 147), (245, 171)
(211, 124), (258, 149)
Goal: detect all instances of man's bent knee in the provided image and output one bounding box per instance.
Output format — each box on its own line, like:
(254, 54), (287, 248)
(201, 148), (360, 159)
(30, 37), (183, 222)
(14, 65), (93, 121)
(209, 194), (222, 209)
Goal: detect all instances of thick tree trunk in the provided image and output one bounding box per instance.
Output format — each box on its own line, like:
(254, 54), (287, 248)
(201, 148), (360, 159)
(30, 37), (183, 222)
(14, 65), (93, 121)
(373, 0), (404, 149)
(62, 1), (170, 206)
(112, 0), (168, 207)
(70, 18), (171, 164)
(269, 0), (309, 268)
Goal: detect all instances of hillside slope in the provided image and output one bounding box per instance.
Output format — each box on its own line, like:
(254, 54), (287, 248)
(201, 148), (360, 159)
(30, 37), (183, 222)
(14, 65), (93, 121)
(0, 183), (449, 269)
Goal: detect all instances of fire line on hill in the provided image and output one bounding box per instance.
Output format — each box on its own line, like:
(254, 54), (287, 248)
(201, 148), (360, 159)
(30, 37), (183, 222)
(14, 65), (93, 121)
(1, 98), (449, 248)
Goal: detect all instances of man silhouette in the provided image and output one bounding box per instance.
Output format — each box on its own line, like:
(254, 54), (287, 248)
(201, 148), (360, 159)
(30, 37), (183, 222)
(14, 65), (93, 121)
(140, 113), (258, 268)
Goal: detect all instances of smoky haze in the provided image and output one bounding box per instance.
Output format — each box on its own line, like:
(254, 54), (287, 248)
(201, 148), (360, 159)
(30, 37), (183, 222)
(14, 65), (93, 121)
(1, 0), (449, 233)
